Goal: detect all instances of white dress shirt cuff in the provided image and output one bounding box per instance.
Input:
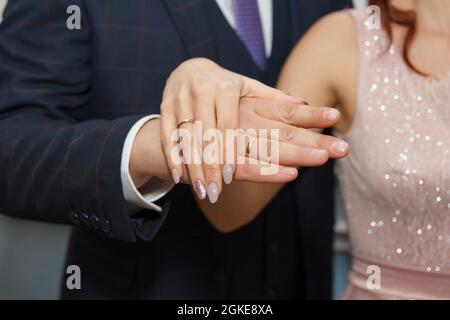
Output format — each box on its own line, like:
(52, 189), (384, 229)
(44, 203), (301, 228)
(121, 115), (175, 213)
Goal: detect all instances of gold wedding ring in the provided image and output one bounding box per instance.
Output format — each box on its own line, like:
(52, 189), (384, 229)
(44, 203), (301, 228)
(177, 118), (195, 128)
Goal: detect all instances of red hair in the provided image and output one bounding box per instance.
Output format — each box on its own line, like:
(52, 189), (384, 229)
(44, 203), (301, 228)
(369, 0), (426, 76)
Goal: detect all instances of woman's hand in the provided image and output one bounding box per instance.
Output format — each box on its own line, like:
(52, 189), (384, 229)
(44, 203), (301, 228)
(161, 57), (304, 202)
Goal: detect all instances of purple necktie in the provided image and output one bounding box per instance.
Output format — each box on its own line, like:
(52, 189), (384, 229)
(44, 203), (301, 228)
(232, 0), (267, 70)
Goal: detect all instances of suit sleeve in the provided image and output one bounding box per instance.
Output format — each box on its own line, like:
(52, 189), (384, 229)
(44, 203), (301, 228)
(0, 0), (169, 242)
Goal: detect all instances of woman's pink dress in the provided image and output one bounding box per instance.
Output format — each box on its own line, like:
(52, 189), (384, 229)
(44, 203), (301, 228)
(337, 10), (450, 299)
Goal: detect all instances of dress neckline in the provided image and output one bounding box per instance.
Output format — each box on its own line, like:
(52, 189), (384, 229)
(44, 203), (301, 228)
(390, 43), (450, 87)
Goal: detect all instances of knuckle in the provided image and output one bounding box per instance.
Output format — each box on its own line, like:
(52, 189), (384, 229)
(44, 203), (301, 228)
(218, 80), (235, 91)
(203, 164), (219, 178)
(177, 59), (196, 73)
(160, 97), (174, 112)
(191, 82), (213, 97)
(278, 104), (297, 123)
(177, 89), (190, 103)
(166, 70), (177, 84)
(280, 126), (296, 141)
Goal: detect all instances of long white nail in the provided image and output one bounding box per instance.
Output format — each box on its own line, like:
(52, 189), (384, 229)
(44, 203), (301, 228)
(222, 165), (234, 185)
(207, 183), (219, 204)
(194, 180), (206, 200)
(172, 168), (180, 184)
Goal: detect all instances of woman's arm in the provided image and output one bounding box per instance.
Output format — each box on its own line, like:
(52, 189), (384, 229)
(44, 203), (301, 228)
(196, 12), (358, 233)
(277, 11), (357, 133)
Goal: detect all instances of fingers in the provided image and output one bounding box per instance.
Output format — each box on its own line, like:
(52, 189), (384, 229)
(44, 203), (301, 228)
(175, 94), (208, 200)
(160, 96), (183, 184)
(216, 89), (240, 185)
(233, 156), (299, 183)
(234, 131), (328, 168)
(256, 140), (329, 167)
(243, 97), (341, 129)
(195, 94), (223, 204)
(179, 122), (207, 200)
(285, 127), (349, 159)
(250, 115), (349, 159)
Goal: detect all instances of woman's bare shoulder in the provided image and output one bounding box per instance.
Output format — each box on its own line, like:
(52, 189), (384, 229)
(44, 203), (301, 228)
(292, 10), (357, 62)
(311, 10), (356, 34)
(279, 10), (359, 129)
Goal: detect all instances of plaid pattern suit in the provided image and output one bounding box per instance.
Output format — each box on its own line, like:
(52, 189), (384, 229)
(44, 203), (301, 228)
(0, 0), (351, 299)
(0, 0), (205, 242)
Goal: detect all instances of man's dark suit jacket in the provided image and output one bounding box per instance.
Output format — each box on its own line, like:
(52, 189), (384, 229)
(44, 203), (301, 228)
(0, 0), (350, 299)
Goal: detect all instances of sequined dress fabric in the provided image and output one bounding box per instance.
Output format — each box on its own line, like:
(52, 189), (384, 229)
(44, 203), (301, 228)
(337, 10), (450, 299)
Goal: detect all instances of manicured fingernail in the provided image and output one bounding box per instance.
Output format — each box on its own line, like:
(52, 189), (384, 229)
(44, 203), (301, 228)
(194, 180), (206, 200)
(280, 167), (298, 177)
(324, 109), (340, 121)
(311, 149), (328, 159)
(172, 168), (180, 184)
(222, 164), (234, 185)
(207, 182), (219, 204)
(332, 141), (349, 154)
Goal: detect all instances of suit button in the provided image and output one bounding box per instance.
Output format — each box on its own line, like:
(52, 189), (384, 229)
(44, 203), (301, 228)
(80, 213), (90, 225)
(99, 218), (111, 234)
(89, 215), (100, 228)
(68, 212), (80, 225)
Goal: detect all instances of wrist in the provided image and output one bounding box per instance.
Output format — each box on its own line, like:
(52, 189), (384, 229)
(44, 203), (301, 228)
(130, 118), (170, 188)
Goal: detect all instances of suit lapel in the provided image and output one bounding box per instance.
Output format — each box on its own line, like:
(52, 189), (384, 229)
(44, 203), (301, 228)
(162, 0), (218, 60)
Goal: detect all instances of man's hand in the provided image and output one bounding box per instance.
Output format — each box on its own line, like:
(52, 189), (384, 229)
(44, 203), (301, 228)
(129, 96), (349, 191)
(232, 97), (349, 181)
